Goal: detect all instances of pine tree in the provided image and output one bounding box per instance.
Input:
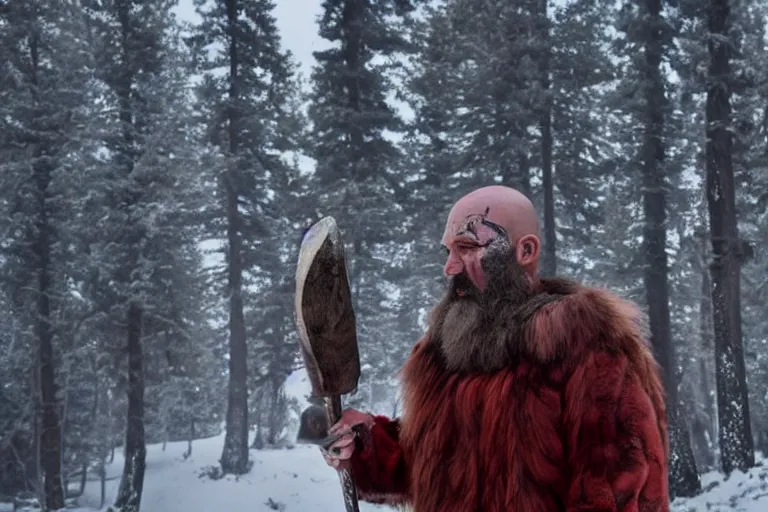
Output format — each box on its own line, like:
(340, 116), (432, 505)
(676, 0), (768, 469)
(704, 0), (755, 475)
(0, 291), (35, 497)
(83, 0), (203, 509)
(189, 0), (303, 475)
(306, 0), (420, 408)
(248, 179), (307, 446)
(613, 0), (701, 496)
(531, 0), (552, 275)
(723, 0), (768, 462)
(0, 0), (94, 506)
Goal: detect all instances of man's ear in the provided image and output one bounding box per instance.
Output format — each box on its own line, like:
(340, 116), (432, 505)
(515, 234), (540, 269)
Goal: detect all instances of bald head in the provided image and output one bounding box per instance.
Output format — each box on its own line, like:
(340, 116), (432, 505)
(442, 186), (540, 245)
(440, 186), (542, 282)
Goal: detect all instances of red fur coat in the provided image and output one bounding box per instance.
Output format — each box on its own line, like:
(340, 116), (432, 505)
(348, 279), (669, 511)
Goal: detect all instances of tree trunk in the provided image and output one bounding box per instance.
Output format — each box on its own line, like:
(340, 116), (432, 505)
(183, 418), (194, 459)
(28, 22), (66, 510)
(640, 0), (700, 497)
(65, 463), (88, 500)
(538, 0), (556, 277)
(33, 390), (44, 508)
(219, 0), (250, 476)
(755, 429), (768, 457)
(36, 184), (65, 512)
(705, 0), (754, 475)
(99, 461), (106, 509)
(341, 0), (364, 150)
(112, 302), (146, 512)
(267, 382), (282, 445)
(251, 388), (265, 450)
(690, 411), (715, 471)
(698, 245), (718, 469)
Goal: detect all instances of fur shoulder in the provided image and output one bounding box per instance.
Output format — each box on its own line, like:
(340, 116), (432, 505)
(525, 279), (668, 458)
(523, 279), (653, 365)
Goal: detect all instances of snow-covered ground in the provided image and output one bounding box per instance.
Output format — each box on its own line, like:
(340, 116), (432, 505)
(0, 433), (765, 511)
(73, 436), (386, 512)
(41, 435), (764, 512)
(671, 458), (768, 512)
(1, 363), (765, 512)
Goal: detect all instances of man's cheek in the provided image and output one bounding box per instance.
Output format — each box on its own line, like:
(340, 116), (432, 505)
(466, 261), (487, 291)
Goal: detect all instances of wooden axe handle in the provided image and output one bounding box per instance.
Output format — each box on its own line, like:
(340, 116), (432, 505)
(324, 396), (360, 512)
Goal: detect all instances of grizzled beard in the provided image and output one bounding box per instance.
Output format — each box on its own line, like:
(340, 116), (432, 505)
(426, 238), (536, 374)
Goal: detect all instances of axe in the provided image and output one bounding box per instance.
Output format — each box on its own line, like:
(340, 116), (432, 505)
(294, 216), (361, 512)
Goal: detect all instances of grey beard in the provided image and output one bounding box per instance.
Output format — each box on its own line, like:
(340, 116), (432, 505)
(436, 299), (519, 373)
(436, 297), (510, 373)
(429, 237), (533, 373)
(428, 272), (582, 374)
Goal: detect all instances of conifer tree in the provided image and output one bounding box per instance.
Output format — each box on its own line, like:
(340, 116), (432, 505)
(84, 1), (204, 508)
(189, 0), (303, 474)
(0, 0), (93, 507)
(704, 0), (755, 475)
(675, 0), (765, 473)
(613, 0), (701, 495)
(307, 0), (420, 406)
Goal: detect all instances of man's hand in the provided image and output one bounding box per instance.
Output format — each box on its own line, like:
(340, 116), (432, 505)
(322, 408), (375, 470)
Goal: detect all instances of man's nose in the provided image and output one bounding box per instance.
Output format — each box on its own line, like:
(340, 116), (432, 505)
(444, 253), (463, 276)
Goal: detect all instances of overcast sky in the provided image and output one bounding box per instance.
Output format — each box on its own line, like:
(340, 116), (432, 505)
(174, 0), (325, 79)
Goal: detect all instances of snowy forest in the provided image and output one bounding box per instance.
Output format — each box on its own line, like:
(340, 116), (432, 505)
(0, 0), (767, 510)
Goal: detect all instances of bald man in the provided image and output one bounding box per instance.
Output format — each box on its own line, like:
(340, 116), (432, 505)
(321, 186), (670, 511)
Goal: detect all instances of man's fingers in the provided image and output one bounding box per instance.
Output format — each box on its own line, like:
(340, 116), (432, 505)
(328, 443), (355, 460)
(323, 410), (370, 470)
(329, 422), (351, 435)
(325, 456), (351, 470)
(326, 432), (355, 453)
(322, 431), (357, 467)
(336, 445), (355, 460)
(329, 409), (373, 436)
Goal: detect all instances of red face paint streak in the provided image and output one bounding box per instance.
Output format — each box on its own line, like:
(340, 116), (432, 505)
(443, 207), (507, 292)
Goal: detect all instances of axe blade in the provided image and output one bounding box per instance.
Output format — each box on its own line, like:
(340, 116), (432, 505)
(295, 216), (361, 397)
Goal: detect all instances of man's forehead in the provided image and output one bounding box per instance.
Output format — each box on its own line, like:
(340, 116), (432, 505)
(442, 204), (511, 244)
(440, 186), (539, 247)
